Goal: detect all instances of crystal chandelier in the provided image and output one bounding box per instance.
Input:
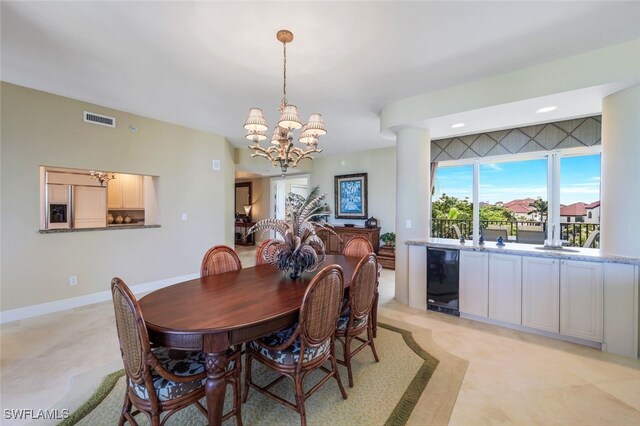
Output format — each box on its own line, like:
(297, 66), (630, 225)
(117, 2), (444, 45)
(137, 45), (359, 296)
(243, 30), (325, 176)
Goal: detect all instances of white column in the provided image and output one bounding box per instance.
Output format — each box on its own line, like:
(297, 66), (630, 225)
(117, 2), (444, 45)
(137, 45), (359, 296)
(601, 84), (640, 257)
(395, 127), (431, 306)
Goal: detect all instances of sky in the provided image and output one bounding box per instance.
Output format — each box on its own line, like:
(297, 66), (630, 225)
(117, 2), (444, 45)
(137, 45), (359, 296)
(433, 154), (601, 205)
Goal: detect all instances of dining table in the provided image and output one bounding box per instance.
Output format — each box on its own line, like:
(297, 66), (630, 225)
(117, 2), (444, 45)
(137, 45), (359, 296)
(139, 254), (377, 426)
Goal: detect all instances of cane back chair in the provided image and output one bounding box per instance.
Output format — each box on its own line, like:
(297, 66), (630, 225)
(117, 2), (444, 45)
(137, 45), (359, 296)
(111, 278), (242, 425)
(335, 253), (380, 387)
(343, 236), (374, 258)
(201, 245), (242, 277)
(243, 264), (348, 426)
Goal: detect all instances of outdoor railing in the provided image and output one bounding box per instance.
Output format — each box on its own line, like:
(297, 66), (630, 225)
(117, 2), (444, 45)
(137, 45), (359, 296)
(432, 219), (600, 248)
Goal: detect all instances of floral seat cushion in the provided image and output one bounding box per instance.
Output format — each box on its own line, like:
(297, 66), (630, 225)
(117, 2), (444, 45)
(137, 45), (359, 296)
(130, 347), (235, 402)
(336, 311), (368, 331)
(249, 323), (329, 365)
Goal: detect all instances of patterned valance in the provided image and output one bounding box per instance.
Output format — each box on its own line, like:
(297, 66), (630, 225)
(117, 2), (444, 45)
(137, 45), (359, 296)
(431, 116), (601, 162)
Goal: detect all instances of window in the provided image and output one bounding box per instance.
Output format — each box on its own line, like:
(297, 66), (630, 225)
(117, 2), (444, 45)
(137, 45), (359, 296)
(559, 153), (601, 247)
(431, 147), (601, 247)
(479, 159), (547, 244)
(432, 164), (473, 239)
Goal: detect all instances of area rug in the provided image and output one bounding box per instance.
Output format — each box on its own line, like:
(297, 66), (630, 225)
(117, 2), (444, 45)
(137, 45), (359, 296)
(61, 323), (438, 426)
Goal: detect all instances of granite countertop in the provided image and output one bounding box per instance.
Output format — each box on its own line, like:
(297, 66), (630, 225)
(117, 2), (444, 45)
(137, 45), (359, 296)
(40, 224), (161, 233)
(406, 238), (640, 265)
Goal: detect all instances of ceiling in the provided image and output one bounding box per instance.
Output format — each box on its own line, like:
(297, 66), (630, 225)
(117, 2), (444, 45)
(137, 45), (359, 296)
(2, 1), (640, 161)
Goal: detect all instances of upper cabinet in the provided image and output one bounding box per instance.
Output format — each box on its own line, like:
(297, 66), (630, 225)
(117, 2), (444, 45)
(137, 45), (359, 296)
(108, 173), (144, 209)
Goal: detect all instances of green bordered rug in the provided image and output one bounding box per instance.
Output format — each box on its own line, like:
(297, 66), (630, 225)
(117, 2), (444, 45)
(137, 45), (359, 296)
(60, 323), (438, 426)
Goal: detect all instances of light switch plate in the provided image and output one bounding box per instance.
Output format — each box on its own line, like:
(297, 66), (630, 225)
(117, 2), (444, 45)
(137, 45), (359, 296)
(406, 219), (412, 229)
(181, 213), (188, 221)
(69, 275), (78, 286)
(212, 160), (220, 170)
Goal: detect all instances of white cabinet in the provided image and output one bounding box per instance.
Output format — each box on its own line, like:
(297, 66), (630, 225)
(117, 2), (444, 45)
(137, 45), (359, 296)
(459, 251), (489, 317)
(48, 184), (70, 203)
(488, 254), (522, 324)
(560, 260), (603, 342)
(74, 186), (107, 229)
(108, 173), (144, 209)
(522, 257), (560, 333)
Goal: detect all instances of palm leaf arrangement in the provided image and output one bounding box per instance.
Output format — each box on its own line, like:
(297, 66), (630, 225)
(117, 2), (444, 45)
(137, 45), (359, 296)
(248, 186), (337, 279)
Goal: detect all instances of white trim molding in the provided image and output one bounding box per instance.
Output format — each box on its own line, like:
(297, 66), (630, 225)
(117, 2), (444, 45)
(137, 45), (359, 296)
(0, 273), (199, 324)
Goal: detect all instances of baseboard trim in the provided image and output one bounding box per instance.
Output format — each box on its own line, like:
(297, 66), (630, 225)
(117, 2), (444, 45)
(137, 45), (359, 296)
(460, 312), (603, 350)
(0, 273), (199, 324)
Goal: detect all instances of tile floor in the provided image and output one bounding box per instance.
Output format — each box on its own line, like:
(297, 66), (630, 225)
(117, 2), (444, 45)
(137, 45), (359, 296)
(1, 245), (639, 425)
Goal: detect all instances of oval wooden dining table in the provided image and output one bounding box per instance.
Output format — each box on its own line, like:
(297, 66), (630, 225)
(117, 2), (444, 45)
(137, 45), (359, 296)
(139, 254), (375, 426)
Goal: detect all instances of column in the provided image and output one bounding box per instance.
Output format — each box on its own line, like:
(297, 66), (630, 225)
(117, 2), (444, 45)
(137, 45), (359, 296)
(395, 127), (431, 305)
(600, 84), (640, 257)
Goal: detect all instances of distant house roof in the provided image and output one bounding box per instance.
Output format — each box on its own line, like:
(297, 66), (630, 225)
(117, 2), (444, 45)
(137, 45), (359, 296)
(585, 201), (600, 209)
(508, 204), (531, 214)
(503, 198), (536, 215)
(560, 202), (587, 217)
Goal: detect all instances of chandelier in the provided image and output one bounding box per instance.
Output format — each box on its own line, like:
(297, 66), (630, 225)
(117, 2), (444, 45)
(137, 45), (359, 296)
(89, 170), (115, 186)
(243, 30), (325, 176)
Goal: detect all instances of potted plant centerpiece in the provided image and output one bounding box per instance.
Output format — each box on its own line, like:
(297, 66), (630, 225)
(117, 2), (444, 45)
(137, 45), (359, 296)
(248, 186), (337, 279)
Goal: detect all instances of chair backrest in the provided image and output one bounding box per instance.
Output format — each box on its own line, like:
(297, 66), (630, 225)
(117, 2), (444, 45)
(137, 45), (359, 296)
(200, 245), (242, 277)
(111, 277), (152, 385)
(583, 230), (600, 248)
(255, 239), (278, 266)
(343, 236), (374, 258)
(482, 228), (508, 242)
(348, 253), (378, 320)
(299, 264), (344, 349)
(451, 224), (462, 239)
(516, 229), (545, 244)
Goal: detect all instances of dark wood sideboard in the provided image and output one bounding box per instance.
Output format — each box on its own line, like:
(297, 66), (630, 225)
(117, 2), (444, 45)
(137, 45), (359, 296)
(317, 226), (380, 254)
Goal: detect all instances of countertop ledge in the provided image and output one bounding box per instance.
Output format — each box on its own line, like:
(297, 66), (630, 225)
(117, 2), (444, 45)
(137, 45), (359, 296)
(406, 238), (640, 265)
(40, 224), (161, 233)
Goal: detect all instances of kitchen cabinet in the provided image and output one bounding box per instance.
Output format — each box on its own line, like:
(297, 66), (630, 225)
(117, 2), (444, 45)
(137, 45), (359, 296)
(47, 184), (70, 203)
(522, 257), (560, 333)
(74, 186), (107, 229)
(488, 254), (522, 324)
(316, 226), (380, 254)
(560, 260), (603, 342)
(108, 173), (144, 209)
(459, 251), (489, 317)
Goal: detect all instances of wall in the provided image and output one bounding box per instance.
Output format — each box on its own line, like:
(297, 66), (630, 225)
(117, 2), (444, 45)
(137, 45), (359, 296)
(309, 147), (396, 235)
(0, 83), (234, 313)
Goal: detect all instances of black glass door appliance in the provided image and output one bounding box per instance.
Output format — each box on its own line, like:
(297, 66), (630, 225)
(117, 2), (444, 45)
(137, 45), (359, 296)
(427, 248), (460, 316)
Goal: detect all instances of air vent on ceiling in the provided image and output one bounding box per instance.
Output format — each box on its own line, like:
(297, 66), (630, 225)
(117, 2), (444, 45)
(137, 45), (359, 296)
(83, 111), (116, 128)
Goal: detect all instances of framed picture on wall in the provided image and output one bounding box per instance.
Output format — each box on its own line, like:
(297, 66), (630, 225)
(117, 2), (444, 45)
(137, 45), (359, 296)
(334, 173), (368, 219)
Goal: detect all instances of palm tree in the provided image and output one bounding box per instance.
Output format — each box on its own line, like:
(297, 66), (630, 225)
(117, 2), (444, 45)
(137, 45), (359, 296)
(529, 198), (548, 222)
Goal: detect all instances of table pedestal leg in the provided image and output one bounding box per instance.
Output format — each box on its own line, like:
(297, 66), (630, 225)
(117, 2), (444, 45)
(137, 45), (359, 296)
(205, 350), (228, 426)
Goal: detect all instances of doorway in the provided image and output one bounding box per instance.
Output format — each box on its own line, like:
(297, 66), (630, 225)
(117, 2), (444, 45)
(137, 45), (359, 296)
(271, 175), (310, 220)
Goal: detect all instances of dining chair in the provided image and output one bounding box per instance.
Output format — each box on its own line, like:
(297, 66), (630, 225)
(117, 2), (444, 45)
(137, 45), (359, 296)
(243, 264), (348, 426)
(482, 228), (508, 242)
(335, 253), (380, 387)
(110, 277), (242, 426)
(255, 239), (278, 266)
(343, 236), (374, 258)
(516, 227), (546, 244)
(200, 245), (242, 277)
(583, 230), (600, 248)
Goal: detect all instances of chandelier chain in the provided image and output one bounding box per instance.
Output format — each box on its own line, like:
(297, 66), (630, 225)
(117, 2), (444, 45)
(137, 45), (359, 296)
(282, 41), (287, 106)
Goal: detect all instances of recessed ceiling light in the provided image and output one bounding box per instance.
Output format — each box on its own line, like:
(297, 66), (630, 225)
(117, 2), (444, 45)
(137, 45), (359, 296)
(451, 123), (466, 128)
(536, 106), (557, 113)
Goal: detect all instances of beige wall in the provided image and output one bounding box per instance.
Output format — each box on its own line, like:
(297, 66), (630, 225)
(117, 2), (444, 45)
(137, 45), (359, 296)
(0, 83), (234, 311)
(309, 147), (396, 235)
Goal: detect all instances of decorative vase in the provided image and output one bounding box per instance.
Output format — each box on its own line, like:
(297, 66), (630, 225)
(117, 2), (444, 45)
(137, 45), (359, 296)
(107, 214), (114, 224)
(124, 215), (132, 224)
(115, 215), (124, 224)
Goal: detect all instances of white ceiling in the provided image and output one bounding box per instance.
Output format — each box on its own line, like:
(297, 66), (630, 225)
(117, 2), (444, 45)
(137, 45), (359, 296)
(2, 1), (640, 159)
